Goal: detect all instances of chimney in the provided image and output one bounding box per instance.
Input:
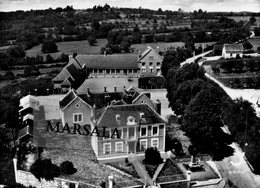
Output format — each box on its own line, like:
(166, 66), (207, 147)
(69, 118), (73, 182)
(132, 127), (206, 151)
(108, 175), (114, 188)
(155, 99), (161, 115)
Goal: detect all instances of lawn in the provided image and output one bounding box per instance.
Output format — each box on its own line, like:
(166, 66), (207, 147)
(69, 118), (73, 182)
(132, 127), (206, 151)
(25, 38), (107, 59)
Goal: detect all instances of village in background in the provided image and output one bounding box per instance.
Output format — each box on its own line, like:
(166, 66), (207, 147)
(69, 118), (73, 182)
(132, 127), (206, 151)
(0, 4), (260, 188)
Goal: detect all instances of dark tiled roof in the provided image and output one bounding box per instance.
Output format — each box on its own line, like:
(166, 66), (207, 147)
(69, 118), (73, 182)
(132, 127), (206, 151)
(75, 54), (139, 69)
(65, 63), (83, 82)
(59, 90), (77, 109)
(78, 92), (124, 109)
(98, 104), (165, 128)
(156, 159), (186, 183)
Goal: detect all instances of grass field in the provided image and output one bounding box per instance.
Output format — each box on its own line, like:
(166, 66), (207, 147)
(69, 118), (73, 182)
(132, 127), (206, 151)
(227, 16), (260, 25)
(25, 38), (107, 58)
(131, 42), (185, 53)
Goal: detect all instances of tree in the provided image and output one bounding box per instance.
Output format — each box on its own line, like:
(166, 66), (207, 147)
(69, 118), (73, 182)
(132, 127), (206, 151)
(161, 48), (181, 78)
(60, 161), (77, 175)
(7, 45), (25, 58)
(182, 84), (234, 160)
(249, 16), (256, 24)
(45, 54), (54, 63)
(91, 20), (100, 31)
(30, 158), (60, 181)
(144, 147), (163, 165)
(41, 40), (58, 53)
(23, 66), (40, 76)
(87, 35), (96, 46)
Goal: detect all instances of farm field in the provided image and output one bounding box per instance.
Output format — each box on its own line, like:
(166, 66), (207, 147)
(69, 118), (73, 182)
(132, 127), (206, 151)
(131, 42), (185, 53)
(25, 38), (107, 58)
(228, 16), (260, 24)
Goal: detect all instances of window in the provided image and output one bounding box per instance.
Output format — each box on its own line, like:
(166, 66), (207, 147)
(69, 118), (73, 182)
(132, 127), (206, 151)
(152, 125), (159, 136)
(103, 143), (111, 154)
(157, 62), (161, 66)
(111, 69), (115, 74)
(115, 142), (123, 153)
(116, 69), (120, 74)
(106, 69), (110, 74)
(150, 68), (153, 73)
(149, 62), (153, 66)
(142, 68), (146, 73)
(116, 114), (121, 121)
(73, 113), (83, 123)
(99, 69), (103, 73)
(140, 112), (145, 119)
(140, 127), (147, 137)
(151, 138), (159, 148)
(140, 139), (147, 151)
(75, 103), (80, 108)
(94, 69), (98, 73)
(142, 62), (146, 66)
(127, 116), (136, 125)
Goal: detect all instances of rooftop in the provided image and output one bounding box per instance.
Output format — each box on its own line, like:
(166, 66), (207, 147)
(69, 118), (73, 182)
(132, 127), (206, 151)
(223, 44), (243, 52)
(98, 104), (165, 128)
(75, 54), (139, 69)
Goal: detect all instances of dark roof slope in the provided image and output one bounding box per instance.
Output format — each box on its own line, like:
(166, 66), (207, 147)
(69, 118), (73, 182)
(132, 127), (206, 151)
(60, 90), (77, 109)
(98, 104), (164, 127)
(75, 54), (139, 69)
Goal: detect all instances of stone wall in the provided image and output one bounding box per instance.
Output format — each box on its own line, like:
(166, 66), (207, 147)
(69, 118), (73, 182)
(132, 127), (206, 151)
(16, 170), (79, 188)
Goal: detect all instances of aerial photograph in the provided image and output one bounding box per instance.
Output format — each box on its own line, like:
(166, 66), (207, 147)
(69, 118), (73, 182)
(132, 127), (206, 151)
(0, 0), (260, 187)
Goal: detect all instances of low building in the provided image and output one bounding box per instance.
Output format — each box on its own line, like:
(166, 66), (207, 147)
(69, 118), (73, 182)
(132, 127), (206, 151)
(222, 44), (243, 59)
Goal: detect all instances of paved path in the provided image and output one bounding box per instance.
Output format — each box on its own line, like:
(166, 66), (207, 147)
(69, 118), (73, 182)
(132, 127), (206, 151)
(128, 153), (154, 186)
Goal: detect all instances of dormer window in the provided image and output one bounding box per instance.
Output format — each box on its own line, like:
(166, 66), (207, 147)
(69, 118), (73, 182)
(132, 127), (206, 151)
(116, 114), (121, 121)
(127, 116), (136, 125)
(140, 112), (145, 119)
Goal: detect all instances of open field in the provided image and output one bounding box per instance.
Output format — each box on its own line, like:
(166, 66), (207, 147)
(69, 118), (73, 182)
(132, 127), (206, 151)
(25, 38), (107, 58)
(131, 42), (185, 53)
(228, 16), (260, 24)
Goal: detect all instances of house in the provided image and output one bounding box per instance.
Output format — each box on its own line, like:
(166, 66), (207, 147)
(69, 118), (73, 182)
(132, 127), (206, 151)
(222, 44), (243, 59)
(58, 86), (164, 161)
(59, 86), (161, 127)
(91, 104), (166, 161)
(138, 46), (163, 76)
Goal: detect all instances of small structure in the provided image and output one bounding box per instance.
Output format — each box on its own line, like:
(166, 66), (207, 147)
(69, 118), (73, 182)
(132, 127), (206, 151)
(222, 44), (243, 59)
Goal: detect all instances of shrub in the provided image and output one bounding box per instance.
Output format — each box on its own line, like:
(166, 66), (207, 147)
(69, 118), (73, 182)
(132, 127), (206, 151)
(60, 161), (77, 175)
(144, 147), (163, 165)
(30, 159), (60, 181)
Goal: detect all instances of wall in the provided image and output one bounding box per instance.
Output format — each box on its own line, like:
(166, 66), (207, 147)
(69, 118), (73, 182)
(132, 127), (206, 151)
(61, 97), (92, 127)
(16, 170), (79, 188)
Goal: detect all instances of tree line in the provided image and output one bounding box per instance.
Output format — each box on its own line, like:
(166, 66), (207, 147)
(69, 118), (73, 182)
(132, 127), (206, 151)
(162, 50), (260, 172)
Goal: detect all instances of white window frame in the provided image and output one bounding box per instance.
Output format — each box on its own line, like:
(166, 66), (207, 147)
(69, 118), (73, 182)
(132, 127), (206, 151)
(151, 138), (159, 148)
(140, 126), (148, 137)
(140, 139), (147, 151)
(103, 143), (111, 154)
(73, 113), (83, 123)
(152, 125), (159, 136)
(115, 141), (124, 153)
